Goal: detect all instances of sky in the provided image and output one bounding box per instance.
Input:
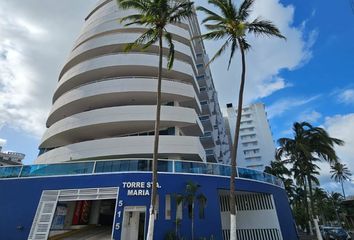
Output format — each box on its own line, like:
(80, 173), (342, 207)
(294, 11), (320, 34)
(0, 0), (353, 195)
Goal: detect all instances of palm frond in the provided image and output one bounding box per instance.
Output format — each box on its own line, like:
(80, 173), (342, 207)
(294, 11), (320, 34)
(227, 39), (238, 70)
(247, 18), (286, 39)
(116, 0), (149, 11)
(164, 31), (175, 69)
(196, 6), (225, 24)
(238, 0), (255, 20)
(169, 1), (194, 23)
(207, 0), (232, 18)
(124, 28), (159, 51)
(206, 38), (230, 67)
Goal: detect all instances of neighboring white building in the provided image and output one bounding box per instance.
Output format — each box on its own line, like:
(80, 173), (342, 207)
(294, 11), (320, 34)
(36, 0), (230, 164)
(0, 146), (24, 166)
(225, 103), (275, 170)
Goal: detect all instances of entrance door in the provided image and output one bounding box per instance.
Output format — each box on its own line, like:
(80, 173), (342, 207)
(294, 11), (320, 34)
(121, 206), (146, 240)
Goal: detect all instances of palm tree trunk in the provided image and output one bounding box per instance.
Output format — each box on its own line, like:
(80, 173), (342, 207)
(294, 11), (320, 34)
(146, 31), (163, 240)
(341, 179), (346, 199)
(303, 182), (311, 235)
(307, 174), (315, 229)
(230, 40), (246, 240)
(307, 175), (315, 216)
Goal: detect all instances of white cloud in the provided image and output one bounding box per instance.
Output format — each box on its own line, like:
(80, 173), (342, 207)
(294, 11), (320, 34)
(318, 114), (354, 196)
(298, 110), (322, 123)
(197, 0), (318, 106)
(266, 95), (320, 119)
(338, 88), (354, 104)
(0, 138), (6, 147)
(0, 0), (96, 138)
(0, 0), (318, 140)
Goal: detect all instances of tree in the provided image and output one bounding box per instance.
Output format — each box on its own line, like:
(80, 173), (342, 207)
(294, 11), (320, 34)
(116, 1), (194, 239)
(331, 162), (352, 198)
(197, 1), (285, 238)
(264, 160), (291, 180)
(313, 187), (330, 224)
(185, 181), (198, 240)
(276, 122), (344, 234)
(328, 191), (344, 224)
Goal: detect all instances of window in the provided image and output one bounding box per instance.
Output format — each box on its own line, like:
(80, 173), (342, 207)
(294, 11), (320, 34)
(196, 75), (205, 81)
(165, 195), (171, 220)
(203, 132), (212, 137)
(198, 195), (207, 219)
(245, 157), (262, 161)
(243, 149), (260, 155)
(200, 100), (208, 105)
(200, 87), (207, 92)
(199, 115), (209, 121)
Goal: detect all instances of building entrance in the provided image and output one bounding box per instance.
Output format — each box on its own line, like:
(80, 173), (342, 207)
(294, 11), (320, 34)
(121, 206), (146, 240)
(28, 187), (119, 240)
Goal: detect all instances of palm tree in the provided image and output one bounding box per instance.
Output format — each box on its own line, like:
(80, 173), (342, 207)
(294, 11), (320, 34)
(264, 160), (291, 180)
(276, 122), (344, 233)
(328, 191), (344, 224)
(313, 187), (329, 224)
(184, 181), (206, 240)
(197, 1), (285, 238)
(116, 1), (194, 239)
(331, 162), (352, 198)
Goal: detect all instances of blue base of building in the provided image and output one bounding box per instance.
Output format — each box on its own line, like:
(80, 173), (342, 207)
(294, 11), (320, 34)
(0, 173), (298, 240)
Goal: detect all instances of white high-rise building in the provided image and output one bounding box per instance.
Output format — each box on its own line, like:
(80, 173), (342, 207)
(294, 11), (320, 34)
(225, 103), (275, 170)
(0, 3), (297, 239)
(0, 146), (24, 166)
(36, 0), (230, 164)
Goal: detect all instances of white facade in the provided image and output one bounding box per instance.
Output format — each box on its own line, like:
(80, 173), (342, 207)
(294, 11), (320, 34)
(36, 0), (230, 164)
(225, 103), (275, 170)
(0, 146), (24, 166)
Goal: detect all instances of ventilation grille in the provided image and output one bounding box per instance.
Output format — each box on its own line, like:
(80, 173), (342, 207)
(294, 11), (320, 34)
(28, 192), (58, 240)
(222, 229), (281, 240)
(219, 193), (274, 212)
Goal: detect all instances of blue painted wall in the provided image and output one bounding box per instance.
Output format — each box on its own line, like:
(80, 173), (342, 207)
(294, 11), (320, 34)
(0, 173), (297, 240)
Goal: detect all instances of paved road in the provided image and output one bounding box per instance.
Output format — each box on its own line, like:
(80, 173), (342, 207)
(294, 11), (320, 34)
(298, 231), (317, 240)
(60, 226), (111, 240)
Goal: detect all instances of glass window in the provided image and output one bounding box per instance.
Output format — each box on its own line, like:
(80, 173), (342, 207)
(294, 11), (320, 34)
(0, 166), (21, 178)
(165, 195), (171, 220)
(198, 195), (207, 219)
(20, 162), (94, 177)
(196, 75), (205, 80)
(199, 115), (209, 121)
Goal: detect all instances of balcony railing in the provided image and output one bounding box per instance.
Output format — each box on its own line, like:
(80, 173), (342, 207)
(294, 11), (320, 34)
(0, 159), (284, 188)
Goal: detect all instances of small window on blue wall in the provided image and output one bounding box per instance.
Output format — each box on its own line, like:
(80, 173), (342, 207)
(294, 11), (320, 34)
(198, 194), (207, 219)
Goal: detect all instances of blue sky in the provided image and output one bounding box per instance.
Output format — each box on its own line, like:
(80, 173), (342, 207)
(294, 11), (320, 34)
(0, 0), (353, 195)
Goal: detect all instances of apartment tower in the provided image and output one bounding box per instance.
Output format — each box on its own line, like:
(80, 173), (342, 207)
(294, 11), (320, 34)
(225, 103), (276, 170)
(36, 0), (230, 164)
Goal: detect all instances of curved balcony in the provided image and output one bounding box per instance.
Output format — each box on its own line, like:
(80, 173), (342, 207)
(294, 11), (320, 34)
(60, 32), (195, 79)
(40, 105), (203, 148)
(54, 53), (197, 102)
(36, 136), (206, 164)
(74, 18), (191, 51)
(0, 159), (285, 189)
(47, 78), (200, 126)
(85, 1), (189, 30)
